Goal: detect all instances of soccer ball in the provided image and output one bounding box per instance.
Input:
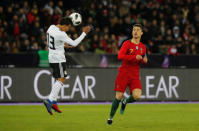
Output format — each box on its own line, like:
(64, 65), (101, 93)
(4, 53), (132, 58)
(69, 12), (82, 26)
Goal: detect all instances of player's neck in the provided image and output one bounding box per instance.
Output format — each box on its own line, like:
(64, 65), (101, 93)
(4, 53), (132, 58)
(57, 24), (61, 30)
(131, 38), (140, 45)
(57, 24), (64, 31)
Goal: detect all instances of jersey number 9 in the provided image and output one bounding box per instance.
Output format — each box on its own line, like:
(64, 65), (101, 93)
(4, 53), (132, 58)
(47, 33), (55, 50)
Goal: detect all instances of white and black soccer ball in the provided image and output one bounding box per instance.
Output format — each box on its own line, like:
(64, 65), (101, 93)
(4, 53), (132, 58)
(69, 12), (82, 26)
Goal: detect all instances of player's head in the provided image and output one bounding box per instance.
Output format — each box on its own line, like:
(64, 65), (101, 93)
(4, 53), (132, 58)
(132, 24), (143, 39)
(58, 17), (73, 31)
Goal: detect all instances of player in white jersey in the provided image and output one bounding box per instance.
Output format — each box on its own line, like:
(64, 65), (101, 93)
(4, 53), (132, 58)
(44, 17), (91, 115)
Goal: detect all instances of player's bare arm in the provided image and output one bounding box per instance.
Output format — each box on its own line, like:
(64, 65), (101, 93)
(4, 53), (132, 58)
(143, 56), (148, 63)
(82, 26), (91, 34)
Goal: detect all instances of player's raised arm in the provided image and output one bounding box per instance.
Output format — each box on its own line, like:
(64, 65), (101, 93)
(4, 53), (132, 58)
(62, 26), (91, 47)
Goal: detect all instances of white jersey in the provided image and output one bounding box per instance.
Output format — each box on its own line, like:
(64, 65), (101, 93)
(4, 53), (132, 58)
(47, 25), (86, 63)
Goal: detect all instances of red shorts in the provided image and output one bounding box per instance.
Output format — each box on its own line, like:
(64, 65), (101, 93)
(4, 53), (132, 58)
(114, 71), (142, 94)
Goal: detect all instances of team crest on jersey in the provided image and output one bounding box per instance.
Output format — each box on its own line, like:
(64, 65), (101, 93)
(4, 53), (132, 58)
(136, 46), (138, 50)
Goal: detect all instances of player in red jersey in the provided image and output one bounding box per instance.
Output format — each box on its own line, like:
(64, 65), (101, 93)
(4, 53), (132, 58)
(107, 24), (148, 125)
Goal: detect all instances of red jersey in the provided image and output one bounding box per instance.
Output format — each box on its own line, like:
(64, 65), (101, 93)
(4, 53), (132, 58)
(118, 40), (146, 77)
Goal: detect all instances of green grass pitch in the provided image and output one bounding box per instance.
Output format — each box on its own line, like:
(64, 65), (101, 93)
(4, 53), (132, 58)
(0, 104), (199, 131)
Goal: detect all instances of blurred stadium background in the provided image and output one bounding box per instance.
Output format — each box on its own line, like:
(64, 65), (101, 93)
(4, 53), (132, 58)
(1, 0), (199, 130)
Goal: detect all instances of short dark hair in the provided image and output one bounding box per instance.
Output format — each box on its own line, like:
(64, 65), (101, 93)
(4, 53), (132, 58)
(59, 17), (73, 25)
(133, 24), (143, 31)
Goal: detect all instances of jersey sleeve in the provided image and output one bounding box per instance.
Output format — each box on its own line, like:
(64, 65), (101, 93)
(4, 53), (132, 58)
(60, 32), (86, 47)
(118, 41), (137, 61)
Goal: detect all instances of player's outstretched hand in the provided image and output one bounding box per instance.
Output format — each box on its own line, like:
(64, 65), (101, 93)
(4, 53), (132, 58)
(82, 26), (91, 34)
(143, 56), (148, 63)
(136, 55), (142, 61)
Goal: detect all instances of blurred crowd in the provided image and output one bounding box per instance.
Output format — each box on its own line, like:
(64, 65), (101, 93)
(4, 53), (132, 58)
(0, 0), (199, 55)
